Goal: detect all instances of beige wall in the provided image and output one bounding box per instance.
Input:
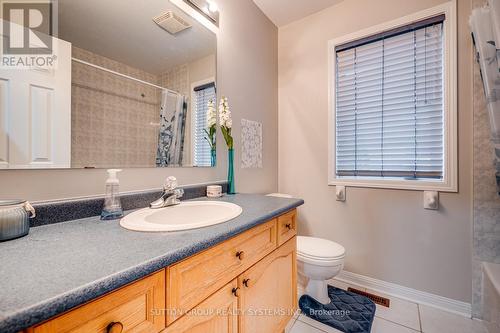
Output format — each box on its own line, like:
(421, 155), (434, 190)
(189, 54), (217, 86)
(0, 0), (278, 202)
(278, 0), (473, 303)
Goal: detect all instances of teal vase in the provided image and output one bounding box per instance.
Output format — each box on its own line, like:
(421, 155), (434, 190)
(210, 148), (216, 167)
(227, 148), (235, 194)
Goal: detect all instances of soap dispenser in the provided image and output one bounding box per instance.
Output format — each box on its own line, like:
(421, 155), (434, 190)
(101, 169), (124, 220)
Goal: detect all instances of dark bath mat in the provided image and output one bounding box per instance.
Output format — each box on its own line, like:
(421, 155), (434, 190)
(299, 285), (376, 333)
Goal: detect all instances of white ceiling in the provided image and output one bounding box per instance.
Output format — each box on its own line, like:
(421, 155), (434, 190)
(58, 0), (216, 74)
(252, 0), (344, 27)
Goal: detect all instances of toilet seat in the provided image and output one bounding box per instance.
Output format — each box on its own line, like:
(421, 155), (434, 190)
(297, 236), (346, 262)
(297, 252), (344, 266)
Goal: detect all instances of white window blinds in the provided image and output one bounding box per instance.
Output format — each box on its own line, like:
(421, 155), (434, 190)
(335, 16), (445, 179)
(193, 83), (215, 166)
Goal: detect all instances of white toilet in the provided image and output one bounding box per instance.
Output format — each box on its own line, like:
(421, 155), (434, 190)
(297, 236), (346, 304)
(265, 193), (346, 304)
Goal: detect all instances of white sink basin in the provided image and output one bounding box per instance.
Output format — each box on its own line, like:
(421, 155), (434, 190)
(120, 201), (243, 232)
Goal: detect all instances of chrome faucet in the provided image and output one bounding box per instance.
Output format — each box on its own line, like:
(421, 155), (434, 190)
(150, 176), (184, 209)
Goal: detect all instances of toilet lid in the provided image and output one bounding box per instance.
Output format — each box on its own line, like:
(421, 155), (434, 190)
(297, 236), (345, 260)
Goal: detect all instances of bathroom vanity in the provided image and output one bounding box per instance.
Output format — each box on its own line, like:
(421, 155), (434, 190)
(0, 194), (302, 333)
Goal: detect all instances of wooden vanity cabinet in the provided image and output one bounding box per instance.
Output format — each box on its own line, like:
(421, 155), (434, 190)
(25, 209), (298, 333)
(164, 236), (297, 333)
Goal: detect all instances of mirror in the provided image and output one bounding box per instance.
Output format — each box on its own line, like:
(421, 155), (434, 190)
(0, 0), (217, 169)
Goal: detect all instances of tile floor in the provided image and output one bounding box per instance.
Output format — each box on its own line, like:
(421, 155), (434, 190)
(286, 279), (489, 333)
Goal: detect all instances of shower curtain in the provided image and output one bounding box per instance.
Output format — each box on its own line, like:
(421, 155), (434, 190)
(156, 90), (187, 167)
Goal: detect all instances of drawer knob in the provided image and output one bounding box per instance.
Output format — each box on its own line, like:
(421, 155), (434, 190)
(243, 278), (251, 288)
(236, 251), (245, 260)
(285, 223), (292, 230)
(232, 287), (240, 297)
(107, 322), (124, 333)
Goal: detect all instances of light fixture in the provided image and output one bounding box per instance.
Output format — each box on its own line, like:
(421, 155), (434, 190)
(170, 0), (219, 33)
(207, 1), (218, 13)
(171, 0), (219, 28)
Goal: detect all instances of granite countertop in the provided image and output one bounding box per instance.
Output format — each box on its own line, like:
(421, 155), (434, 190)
(0, 194), (303, 333)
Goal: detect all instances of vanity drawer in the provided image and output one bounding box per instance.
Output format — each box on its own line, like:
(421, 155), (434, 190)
(277, 209), (296, 246)
(30, 270), (166, 333)
(166, 220), (277, 324)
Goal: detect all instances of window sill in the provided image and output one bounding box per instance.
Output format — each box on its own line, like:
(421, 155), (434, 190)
(328, 177), (457, 192)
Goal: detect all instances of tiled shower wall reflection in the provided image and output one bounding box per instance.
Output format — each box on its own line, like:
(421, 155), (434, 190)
(159, 64), (190, 98)
(472, 1), (500, 316)
(71, 48), (195, 168)
(71, 47), (161, 168)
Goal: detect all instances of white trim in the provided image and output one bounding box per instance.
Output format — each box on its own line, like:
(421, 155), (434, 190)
(328, 1), (458, 192)
(333, 270), (472, 318)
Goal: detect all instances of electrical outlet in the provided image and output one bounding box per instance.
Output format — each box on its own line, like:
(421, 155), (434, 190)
(424, 191), (439, 210)
(336, 186), (346, 202)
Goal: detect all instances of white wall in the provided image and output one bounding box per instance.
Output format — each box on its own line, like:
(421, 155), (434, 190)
(0, 0), (278, 202)
(278, 0), (473, 303)
(189, 54), (216, 86)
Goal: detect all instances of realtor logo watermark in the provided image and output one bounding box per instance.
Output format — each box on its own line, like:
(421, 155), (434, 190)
(1, 0), (58, 68)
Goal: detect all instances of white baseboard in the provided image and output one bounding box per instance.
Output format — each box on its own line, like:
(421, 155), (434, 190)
(333, 270), (472, 318)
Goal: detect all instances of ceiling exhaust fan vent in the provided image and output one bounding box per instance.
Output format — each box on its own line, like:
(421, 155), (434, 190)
(153, 11), (192, 35)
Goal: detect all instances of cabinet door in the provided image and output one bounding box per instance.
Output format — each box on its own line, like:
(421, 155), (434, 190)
(238, 238), (297, 333)
(164, 280), (238, 333)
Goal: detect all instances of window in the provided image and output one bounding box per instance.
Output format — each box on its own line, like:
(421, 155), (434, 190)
(329, 3), (457, 191)
(192, 81), (216, 167)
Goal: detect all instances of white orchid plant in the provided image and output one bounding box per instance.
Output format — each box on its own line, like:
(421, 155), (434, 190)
(219, 96), (233, 149)
(204, 98), (216, 151)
